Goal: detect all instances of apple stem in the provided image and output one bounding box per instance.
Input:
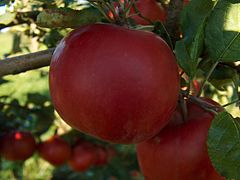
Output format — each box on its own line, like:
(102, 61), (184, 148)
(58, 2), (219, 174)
(179, 94), (188, 122)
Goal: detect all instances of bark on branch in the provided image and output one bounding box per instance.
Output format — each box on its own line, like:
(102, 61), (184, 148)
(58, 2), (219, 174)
(0, 48), (55, 77)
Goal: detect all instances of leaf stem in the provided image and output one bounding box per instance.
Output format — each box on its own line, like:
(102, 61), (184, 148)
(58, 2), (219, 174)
(222, 99), (240, 108)
(197, 61), (218, 97)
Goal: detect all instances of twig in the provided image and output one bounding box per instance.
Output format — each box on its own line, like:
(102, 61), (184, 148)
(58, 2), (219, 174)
(188, 96), (222, 115)
(181, 90), (222, 114)
(165, 0), (184, 43)
(0, 48), (55, 77)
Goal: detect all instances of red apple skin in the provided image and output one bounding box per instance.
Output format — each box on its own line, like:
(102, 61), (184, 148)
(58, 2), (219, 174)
(49, 23), (179, 144)
(38, 136), (71, 166)
(0, 131), (36, 161)
(130, 0), (167, 25)
(136, 99), (226, 180)
(68, 143), (96, 172)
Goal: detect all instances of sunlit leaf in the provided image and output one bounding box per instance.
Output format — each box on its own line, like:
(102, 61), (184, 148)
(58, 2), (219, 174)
(205, 0), (240, 62)
(0, 12), (16, 25)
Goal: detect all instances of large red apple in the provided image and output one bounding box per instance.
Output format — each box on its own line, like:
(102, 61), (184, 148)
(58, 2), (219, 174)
(137, 98), (226, 180)
(0, 131), (36, 161)
(49, 23), (179, 144)
(38, 136), (71, 166)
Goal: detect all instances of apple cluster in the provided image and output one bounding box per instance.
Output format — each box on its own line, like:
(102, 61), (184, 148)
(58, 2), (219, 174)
(0, 131), (116, 172)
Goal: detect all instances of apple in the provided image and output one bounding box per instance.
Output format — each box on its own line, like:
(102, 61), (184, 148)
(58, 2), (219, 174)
(136, 98), (226, 180)
(130, 0), (167, 25)
(38, 136), (71, 166)
(68, 142), (96, 172)
(108, 0), (167, 25)
(0, 131), (36, 161)
(49, 23), (179, 144)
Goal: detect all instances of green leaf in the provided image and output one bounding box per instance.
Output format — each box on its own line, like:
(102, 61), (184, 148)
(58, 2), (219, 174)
(189, 22), (205, 62)
(175, 40), (195, 78)
(37, 7), (102, 28)
(207, 111), (240, 179)
(181, 0), (216, 45)
(0, 12), (16, 25)
(175, 0), (216, 78)
(205, 0), (240, 62)
(0, 68), (50, 104)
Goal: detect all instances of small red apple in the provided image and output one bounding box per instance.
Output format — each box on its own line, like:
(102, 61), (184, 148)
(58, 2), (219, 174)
(68, 142), (96, 172)
(0, 131), (36, 161)
(38, 136), (71, 166)
(108, 0), (167, 25)
(130, 0), (167, 25)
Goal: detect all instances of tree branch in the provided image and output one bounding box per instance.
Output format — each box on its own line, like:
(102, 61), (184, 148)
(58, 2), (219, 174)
(0, 48), (54, 77)
(165, 0), (184, 44)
